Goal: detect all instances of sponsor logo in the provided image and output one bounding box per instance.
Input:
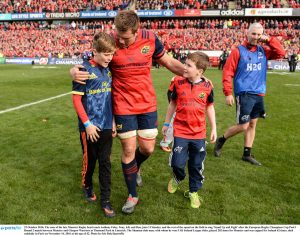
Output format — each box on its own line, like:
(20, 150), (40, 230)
(141, 46), (150, 54)
(108, 11), (117, 17)
(174, 146), (183, 153)
(221, 9), (244, 16)
(107, 71), (112, 79)
(39, 58), (48, 65)
(116, 124), (122, 130)
(241, 115), (250, 122)
(199, 92), (205, 99)
(89, 73), (98, 79)
(163, 10), (173, 16)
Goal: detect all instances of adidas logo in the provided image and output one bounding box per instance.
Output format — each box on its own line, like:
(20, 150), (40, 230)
(89, 73), (98, 79)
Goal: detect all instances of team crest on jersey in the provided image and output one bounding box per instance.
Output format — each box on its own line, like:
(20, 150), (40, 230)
(199, 92), (206, 99)
(258, 52), (263, 59)
(141, 46), (150, 54)
(107, 71), (112, 79)
(89, 73), (98, 79)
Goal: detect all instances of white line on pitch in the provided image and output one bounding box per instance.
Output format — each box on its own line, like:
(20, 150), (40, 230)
(284, 84), (300, 87)
(0, 92), (71, 115)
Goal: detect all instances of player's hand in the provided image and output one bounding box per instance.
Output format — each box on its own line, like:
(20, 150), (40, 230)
(86, 124), (100, 142)
(225, 95), (234, 106)
(112, 120), (117, 138)
(210, 129), (217, 144)
(259, 34), (270, 43)
(70, 65), (89, 84)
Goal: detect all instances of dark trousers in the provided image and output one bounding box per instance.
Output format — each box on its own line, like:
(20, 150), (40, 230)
(80, 130), (112, 203)
(170, 137), (206, 192)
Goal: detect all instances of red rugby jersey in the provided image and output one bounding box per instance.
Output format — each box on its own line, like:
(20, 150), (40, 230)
(110, 29), (165, 115)
(171, 76), (214, 139)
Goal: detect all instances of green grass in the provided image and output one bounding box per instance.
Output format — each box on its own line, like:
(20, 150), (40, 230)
(0, 64), (299, 224)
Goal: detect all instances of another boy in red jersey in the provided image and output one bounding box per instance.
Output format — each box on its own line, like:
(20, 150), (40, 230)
(162, 52), (217, 209)
(71, 10), (185, 214)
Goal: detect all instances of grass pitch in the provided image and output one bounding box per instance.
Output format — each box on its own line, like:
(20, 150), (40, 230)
(0, 64), (299, 224)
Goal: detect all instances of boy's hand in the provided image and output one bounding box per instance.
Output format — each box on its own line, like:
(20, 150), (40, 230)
(210, 129), (217, 144)
(112, 120), (117, 138)
(162, 126), (168, 136)
(70, 65), (89, 84)
(86, 124), (100, 142)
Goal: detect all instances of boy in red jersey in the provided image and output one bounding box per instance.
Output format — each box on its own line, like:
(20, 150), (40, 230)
(72, 32), (116, 218)
(162, 52), (217, 209)
(71, 10), (185, 214)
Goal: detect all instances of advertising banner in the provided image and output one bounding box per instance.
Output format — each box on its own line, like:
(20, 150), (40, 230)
(11, 13), (45, 20)
(80, 10), (117, 18)
(268, 60), (299, 70)
(245, 8), (293, 16)
(45, 12), (80, 19)
(200, 10), (220, 16)
(5, 58), (40, 64)
(293, 8), (300, 16)
(0, 14), (12, 20)
(137, 10), (174, 17)
(174, 9), (201, 17)
(220, 9), (244, 16)
(48, 58), (83, 65)
(0, 57), (5, 64)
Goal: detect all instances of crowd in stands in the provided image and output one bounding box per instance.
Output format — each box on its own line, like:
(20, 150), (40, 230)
(236, 0), (284, 9)
(0, 18), (299, 58)
(0, 0), (231, 13)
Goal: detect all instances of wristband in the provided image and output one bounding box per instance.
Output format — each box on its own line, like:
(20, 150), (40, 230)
(84, 121), (92, 128)
(163, 123), (170, 127)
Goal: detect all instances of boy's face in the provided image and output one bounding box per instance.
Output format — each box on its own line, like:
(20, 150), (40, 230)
(93, 50), (115, 68)
(183, 59), (201, 80)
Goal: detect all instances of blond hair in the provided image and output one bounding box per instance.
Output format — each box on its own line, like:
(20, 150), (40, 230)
(187, 52), (210, 72)
(114, 10), (139, 33)
(92, 32), (116, 53)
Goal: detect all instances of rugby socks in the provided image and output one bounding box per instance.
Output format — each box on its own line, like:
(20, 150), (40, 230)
(243, 147), (252, 157)
(219, 135), (227, 145)
(122, 159), (138, 197)
(135, 148), (149, 170)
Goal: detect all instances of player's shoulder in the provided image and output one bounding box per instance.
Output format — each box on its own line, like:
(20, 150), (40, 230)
(139, 29), (156, 41)
(201, 76), (214, 88)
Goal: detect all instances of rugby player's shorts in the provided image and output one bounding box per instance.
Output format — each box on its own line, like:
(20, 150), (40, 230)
(115, 111), (158, 140)
(235, 93), (266, 124)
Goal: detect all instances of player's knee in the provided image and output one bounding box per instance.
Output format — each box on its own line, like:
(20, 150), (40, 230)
(137, 128), (158, 140)
(239, 123), (249, 132)
(117, 130), (137, 140)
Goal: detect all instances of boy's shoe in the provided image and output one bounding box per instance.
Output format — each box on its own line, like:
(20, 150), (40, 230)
(160, 146), (172, 153)
(101, 201), (116, 218)
(82, 186), (97, 202)
(186, 191), (202, 209)
(242, 155), (262, 166)
(167, 178), (179, 194)
(214, 137), (224, 157)
(136, 172), (143, 187)
(122, 194), (139, 214)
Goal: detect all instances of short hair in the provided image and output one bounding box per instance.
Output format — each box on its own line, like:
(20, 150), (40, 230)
(187, 52), (210, 72)
(114, 10), (139, 33)
(248, 23), (264, 33)
(92, 32), (116, 53)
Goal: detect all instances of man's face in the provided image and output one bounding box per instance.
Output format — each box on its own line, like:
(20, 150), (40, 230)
(247, 27), (263, 46)
(115, 29), (137, 48)
(93, 50), (115, 68)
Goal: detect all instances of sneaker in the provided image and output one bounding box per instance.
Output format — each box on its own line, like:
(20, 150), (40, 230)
(242, 155), (262, 166)
(189, 192), (202, 209)
(82, 186), (97, 202)
(167, 178), (179, 194)
(136, 171), (143, 187)
(160, 146), (172, 153)
(122, 194), (139, 214)
(214, 137), (224, 157)
(101, 201), (116, 218)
